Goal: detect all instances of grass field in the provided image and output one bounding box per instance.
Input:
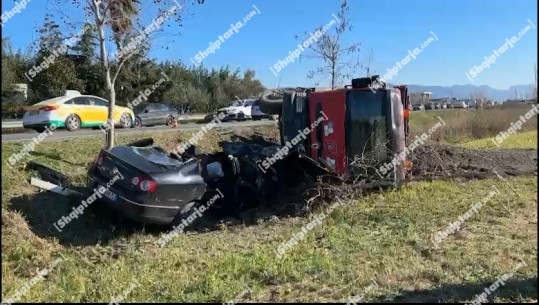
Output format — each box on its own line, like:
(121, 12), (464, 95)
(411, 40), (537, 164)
(459, 130), (538, 150)
(410, 104), (537, 144)
(1, 111), (537, 302)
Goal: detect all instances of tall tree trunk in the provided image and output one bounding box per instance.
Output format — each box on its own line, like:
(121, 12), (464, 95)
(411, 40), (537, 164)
(94, 1), (115, 151)
(105, 68), (115, 150)
(331, 60), (336, 90)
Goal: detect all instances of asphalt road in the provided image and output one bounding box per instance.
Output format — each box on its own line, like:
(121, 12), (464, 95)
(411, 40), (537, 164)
(2, 120), (276, 143)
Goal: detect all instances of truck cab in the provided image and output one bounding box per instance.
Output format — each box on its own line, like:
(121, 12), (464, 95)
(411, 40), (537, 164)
(264, 76), (410, 183)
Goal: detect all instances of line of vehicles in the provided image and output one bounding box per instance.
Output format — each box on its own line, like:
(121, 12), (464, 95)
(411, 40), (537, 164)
(21, 91), (272, 132)
(411, 100), (470, 111)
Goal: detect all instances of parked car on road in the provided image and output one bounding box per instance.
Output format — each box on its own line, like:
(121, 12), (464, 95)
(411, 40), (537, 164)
(412, 104), (425, 111)
(452, 101), (469, 109)
(425, 102), (436, 110)
(23, 90), (134, 132)
(217, 99), (269, 121)
(134, 103), (180, 128)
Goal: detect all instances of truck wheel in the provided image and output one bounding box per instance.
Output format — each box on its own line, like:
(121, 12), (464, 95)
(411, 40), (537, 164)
(259, 89), (284, 115)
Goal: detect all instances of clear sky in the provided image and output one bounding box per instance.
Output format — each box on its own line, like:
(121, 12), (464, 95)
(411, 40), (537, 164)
(1, 0), (537, 89)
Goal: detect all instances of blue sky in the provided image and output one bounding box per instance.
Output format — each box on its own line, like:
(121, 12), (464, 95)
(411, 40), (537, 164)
(1, 0), (537, 89)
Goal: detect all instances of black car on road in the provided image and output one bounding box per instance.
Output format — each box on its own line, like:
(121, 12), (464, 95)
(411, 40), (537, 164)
(134, 103), (179, 128)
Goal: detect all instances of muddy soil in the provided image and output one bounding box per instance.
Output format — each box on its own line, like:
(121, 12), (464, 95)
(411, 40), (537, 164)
(260, 144), (538, 222)
(411, 145), (537, 180)
(213, 136), (537, 223)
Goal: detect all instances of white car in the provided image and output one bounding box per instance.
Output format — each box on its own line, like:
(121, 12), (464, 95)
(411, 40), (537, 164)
(452, 101), (469, 109)
(412, 104), (425, 111)
(217, 99), (269, 121)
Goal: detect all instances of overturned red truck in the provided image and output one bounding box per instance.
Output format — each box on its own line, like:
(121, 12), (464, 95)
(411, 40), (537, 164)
(258, 75), (411, 180)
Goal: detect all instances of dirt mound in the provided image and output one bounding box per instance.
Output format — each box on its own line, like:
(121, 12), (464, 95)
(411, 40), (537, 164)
(411, 145), (537, 180)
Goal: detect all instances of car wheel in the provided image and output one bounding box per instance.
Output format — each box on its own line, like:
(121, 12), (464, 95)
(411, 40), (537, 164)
(119, 113), (132, 128)
(236, 112), (245, 121)
(65, 114), (81, 131)
(165, 116), (175, 126)
(134, 117), (142, 128)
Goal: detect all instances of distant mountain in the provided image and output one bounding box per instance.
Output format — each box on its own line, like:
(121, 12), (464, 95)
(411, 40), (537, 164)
(406, 84), (535, 101)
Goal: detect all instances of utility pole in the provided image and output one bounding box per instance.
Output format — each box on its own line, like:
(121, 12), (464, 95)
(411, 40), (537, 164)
(534, 63), (537, 100)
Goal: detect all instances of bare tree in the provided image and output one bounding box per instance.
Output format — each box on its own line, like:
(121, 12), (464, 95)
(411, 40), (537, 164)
(298, 0), (360, 89)
(360, 48), (375, 77)
(471, 90), (487, 109)
(59, 0), (197, 149)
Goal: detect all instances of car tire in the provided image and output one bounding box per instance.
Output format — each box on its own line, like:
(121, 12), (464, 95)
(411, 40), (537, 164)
(33, 127), (46, 133)
(236, 112), (245, 121)
(119, 113), (132, 128)
(65, 114), (81, 131)
(134, 117), (142, 128)
(165, 115), (175, 126)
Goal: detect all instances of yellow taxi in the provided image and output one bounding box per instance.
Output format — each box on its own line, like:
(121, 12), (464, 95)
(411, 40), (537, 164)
(23, 91), (134, 132)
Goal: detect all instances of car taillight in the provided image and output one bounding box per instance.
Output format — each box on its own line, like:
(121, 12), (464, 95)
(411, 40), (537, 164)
(39, 105), (59, 112)
(139, 179), (157, 192)
(129, 176), (156, 192)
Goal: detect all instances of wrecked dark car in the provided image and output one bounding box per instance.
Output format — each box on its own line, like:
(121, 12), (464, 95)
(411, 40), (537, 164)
(87, 138), (287, 226)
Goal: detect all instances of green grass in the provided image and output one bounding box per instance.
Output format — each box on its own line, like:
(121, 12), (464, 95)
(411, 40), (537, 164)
(2, 126), (537, 302)
(460, 130), (538, 149)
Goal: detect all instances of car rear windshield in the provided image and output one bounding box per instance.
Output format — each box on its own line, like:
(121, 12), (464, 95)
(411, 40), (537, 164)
(131, 146), (183, 167)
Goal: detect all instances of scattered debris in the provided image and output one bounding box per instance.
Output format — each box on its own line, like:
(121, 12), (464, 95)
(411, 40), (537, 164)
(30, 177), (83, 197)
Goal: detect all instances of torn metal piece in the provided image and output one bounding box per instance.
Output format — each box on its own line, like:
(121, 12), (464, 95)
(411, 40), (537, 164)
(27, 161), (70, 188)
(30, 177), (83, 197)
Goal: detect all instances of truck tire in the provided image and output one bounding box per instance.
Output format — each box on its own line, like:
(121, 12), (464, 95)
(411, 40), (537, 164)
(258, 88), (296, 115)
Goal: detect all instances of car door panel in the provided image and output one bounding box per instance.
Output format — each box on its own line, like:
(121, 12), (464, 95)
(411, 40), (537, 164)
(71, 97), (92, 126)
(139, 106), (153, 126)
(155, 104), (168, 125)
(152, 105), (163, 125)
(88, 97), (109, 124)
